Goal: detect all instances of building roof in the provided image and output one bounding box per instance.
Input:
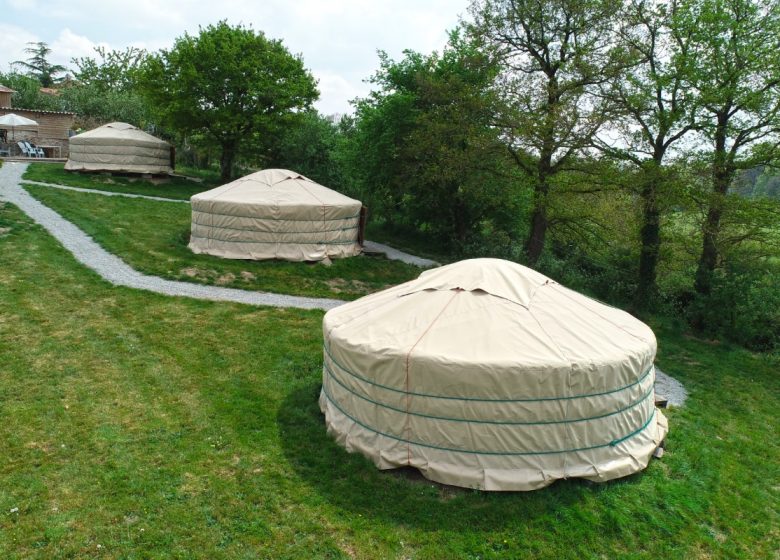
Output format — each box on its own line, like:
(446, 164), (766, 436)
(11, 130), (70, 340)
(0, 85), (17, 94)
(0, 106), (75, 116)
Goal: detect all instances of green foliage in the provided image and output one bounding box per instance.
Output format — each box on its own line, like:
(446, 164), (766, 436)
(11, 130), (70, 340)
(346, 32), (520, 252)
(686, 263), (780, 352)
(0, 72), (62, 111)
(59, 84), (152, 129)
(12, 41), (67, 87)
(469, 0), (631, 263)
(267, 110), (343, 187)
(139, 21), (319, 180)
(683, 0), (780, 293)
(59, 46), (154, 128)
(72, 46), (147, 92)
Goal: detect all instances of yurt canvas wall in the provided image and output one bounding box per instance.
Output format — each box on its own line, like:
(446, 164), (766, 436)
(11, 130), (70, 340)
(65, 122), (172, 174)
(189, 169), (363, 262)
(320, 258), (668, 491)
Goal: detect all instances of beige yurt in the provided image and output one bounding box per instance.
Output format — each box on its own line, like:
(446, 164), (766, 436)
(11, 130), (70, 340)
(320, 258), (668, 491)
(65, 122), (172, 174)
(189, 169), (363, 262)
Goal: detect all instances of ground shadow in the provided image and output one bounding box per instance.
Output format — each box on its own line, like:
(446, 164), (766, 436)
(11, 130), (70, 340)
(276, 381), (651, 532)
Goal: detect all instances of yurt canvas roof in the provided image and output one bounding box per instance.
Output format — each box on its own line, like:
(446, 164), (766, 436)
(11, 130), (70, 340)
(320, 258), (668, 491)
(71, 122), (168, 148)
(65, 122), (172, 174)
(189, 169), (362, 262)
(192, 168), (359, 216)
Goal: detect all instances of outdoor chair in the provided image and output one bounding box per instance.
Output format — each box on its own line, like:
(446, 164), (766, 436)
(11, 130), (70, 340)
(25, 141), (44, 157)
(17, 141), (34, 157)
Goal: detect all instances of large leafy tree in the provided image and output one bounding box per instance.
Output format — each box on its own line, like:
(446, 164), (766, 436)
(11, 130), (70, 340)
(347, 33), (516, 249)
(13, 42), (67, 87)
(139, 21), (318, 180)
(683, 0), (780, 295)
(596, 0), (698, 308)
(72, 46), (147, 92)
(469, 0), (629, 264)
(64, 46), (152, 127)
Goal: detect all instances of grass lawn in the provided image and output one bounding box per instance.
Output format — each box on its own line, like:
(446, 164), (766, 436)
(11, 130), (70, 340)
(22, 184), (422, 300)
(22, 163), (220, 201)
(0, 200), (778, 559)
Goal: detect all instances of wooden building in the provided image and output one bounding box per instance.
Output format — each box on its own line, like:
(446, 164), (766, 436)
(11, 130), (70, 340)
(0, 85), (13, 108)
(0, 84), (75, 158)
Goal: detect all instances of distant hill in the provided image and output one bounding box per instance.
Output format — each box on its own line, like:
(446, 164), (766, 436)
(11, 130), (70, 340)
(732, 165), (780, 199)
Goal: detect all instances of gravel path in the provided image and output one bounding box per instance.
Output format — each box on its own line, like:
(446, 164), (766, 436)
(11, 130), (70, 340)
(1, 163), (343, 310)
(363, 240), (439, 267)
(23, 180), (190, 203)
(655, 367), (688, 407)
(2, 162), (688, 405)
(25, 179), (438, 266)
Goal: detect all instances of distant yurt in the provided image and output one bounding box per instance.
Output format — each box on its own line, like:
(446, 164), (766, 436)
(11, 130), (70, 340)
(65, 122), (172, 174)
(189, 169), (363, 262)
(321, 258), (668, 491)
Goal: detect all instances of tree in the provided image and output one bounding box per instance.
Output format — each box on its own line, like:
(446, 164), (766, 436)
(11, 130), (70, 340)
(72, 46), (147, 92)
(139, 21), (318, 180)
(13, 42), (67, 87)
(269, 110), (342, 188)
(469, 0), (629, 264)
(596, 0), (698, 308)
(683, 0), (780, 295)
(346, 33), (516, 249)
(62, 46), (154, 128)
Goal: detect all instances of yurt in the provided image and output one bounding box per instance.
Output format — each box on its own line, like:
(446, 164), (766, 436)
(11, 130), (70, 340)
(320, 258), (668, 491)
(189, 169), (363, 262)
(65, 122), (172, 174)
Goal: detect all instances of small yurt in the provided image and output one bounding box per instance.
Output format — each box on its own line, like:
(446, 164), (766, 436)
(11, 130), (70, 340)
(65, 122), (172, 174)
(189, 169), (363, 262)
(320, 258), (668, 491)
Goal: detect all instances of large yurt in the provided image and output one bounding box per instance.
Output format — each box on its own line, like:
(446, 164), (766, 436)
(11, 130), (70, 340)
(65, 122), (172, 174)
(320, 258), (668, 491)
(189, 169), (363, 262)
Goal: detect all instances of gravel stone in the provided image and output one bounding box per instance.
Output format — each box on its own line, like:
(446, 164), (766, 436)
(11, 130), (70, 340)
(655, 366), (689, 407)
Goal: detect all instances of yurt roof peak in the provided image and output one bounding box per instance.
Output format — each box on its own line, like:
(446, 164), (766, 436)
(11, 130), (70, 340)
(400, 258), (553, 308)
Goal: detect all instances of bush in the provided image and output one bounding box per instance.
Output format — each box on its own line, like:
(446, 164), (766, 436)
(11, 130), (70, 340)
(686, 266), (780, 352)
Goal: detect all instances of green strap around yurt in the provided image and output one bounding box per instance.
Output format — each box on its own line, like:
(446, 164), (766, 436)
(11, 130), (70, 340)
(323, 359), (655, 426)
(321, 385), (658, 456)
(323, 343), (654, 403)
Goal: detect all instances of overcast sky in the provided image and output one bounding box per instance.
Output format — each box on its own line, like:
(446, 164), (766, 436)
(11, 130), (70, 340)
(0, 0), (469, 115)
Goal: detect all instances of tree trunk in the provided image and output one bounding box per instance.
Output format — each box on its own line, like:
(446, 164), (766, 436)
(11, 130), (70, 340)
(525, 75), (558, 266)
(219, 141), (237, 181)
(525, 193), (548, 265)
(694, 116), (731, 295)
(635, 162), (662, 309)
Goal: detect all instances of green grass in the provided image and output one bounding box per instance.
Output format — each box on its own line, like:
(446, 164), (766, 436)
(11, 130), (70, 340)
(23, 184), (423, 300)
(0, 200), (778, 559)
(22, 163), (220, 201)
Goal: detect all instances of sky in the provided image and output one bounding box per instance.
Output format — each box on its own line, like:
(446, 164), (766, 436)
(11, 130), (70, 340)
(0, 0), (469, 115)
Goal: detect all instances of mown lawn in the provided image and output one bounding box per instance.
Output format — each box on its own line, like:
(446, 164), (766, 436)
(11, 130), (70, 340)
(23, 163), (218, 201)
(0, 200), (778, 559)
(22, 184), (422, 300)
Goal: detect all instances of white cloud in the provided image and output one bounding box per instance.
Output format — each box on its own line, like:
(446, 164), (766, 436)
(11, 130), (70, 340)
(313, 70), (369, 117)
(0, 24), (39, 73)
(50, 28), (110, 70)
(0, 0), (469, 113)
